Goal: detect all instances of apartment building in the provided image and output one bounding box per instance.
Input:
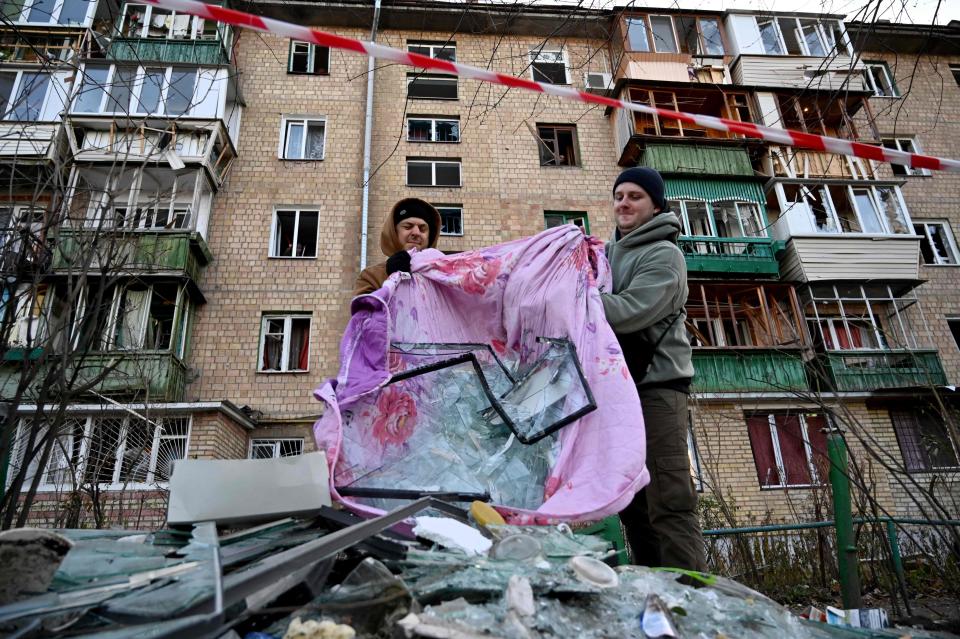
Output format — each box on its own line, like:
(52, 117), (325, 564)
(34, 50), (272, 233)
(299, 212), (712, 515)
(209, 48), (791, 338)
(1, 0), (957, 529)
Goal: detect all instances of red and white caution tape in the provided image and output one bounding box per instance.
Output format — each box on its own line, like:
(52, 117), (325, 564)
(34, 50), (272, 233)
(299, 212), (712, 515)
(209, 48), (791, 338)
(143, 0), (960, 173)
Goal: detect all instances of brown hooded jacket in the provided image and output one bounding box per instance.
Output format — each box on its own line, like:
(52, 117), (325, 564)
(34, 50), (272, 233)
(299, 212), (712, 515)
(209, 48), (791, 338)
(353, 198), (441, 296)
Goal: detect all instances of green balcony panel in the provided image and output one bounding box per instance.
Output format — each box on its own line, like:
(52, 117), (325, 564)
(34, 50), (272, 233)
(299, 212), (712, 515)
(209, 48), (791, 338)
(664, 178), (766, 203)
(71, 352), (188, 402)
(818, 350), (948, 392)
(692, 349), (808, 393)
(53, 230), (210, 283)
(108, 38), (229, 65)
(679, 236), (781, 276)
(643, 144), (755, 177)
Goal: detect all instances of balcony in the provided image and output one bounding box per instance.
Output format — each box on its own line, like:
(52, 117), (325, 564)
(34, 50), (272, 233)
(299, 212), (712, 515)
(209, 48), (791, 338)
(692, 348), (808, 392)
(680, 237), (781, 276)
(770, 147), (877, 180)
(107, 37), (230, 65)
(0, 122), (60, 161)
(814, 350), (947, 392)
(731, 55), (865, 92)
(71, 352), (188, 402)
(52, 229), (211, 284)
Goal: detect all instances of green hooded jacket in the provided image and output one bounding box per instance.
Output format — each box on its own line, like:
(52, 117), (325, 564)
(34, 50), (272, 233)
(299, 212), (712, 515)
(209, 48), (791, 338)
(601, 211), (694, 386)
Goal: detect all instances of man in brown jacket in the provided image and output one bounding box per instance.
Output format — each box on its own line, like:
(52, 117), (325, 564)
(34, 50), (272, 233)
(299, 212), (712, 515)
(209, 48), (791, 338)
(354, 198), (442, 296)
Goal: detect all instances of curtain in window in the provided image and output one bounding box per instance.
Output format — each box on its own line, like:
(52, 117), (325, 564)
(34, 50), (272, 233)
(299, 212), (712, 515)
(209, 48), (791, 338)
(803, 414), (830, 481)
(262, 333), (282, 370)
(747, 416), (779, 486)
(117, 288), (149, 349)
(775, 414), (811, 485)
(290, 319), (310, 370)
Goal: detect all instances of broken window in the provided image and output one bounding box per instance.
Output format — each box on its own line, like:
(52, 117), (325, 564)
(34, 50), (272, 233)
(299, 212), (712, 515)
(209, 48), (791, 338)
(281, 117), (325, 160)
(406, 159), (461, 187)
(725, 93), (753, 123)
(407, 41), (456, 62)
(260, 314), (311, 372)
(407, 74), (458, 100)
(864, 61), (898, 97)
(882, 137), (929, 176)
(271, 209), (319, 258)
(544, 211), (589, 234)
(436, 205), (463, 235)
(747, 412), (829, 488)
(914, 221), (959, 265)
(407, 116), (459, 142)
(250, 438), (304, 459)
(685, 283), (803, 348)
(7, 283), (48, 347)
(891, 409), (960, 472)
(288, 41), (330, 74)
(757, 18), (784, 55)
(99, 283), (185, 352)
(535, 125), (579, 166)
(529, 49), (568, 85)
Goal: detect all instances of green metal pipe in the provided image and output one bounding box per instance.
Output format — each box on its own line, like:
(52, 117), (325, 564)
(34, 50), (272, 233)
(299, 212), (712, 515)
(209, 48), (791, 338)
(828, 432), (862, 610)
(885, 520), (912, 617)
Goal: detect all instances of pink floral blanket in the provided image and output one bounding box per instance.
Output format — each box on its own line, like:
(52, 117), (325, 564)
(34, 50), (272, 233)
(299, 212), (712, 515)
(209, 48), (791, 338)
(313, 225), (649, 523)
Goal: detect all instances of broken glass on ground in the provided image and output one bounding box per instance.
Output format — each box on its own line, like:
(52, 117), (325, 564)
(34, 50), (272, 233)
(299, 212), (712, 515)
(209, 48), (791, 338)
(335, 339), (594, 512)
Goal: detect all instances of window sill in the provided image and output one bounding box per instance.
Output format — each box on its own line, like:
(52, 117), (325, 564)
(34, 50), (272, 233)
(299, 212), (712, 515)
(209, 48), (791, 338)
(286, 72), (330, 76)
(406, 140), (461, 144)
(406, 96), (459, 101)
(539, 164), (582, 169)
(759, 483), (823, 491)
(279, 158), (325, 162)
(871, 95), (902, 99)
(406, 184), (462, 188)
(920, 263), (960, 268)
(257, 369), (310, 374)
(440, 232), (464, 237)
(906, 467), (960, 475)
(269, 255), (318, 260)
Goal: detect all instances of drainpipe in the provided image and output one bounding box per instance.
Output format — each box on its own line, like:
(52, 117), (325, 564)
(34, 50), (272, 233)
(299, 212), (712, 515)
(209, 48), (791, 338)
(359, 0), (382, 271)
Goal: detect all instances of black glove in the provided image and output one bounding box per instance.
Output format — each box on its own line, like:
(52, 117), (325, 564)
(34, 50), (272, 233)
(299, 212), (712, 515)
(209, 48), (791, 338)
(386, 250), (412, 275)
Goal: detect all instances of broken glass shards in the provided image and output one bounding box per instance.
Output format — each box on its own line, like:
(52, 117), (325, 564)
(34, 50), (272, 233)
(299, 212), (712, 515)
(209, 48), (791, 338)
(334, 339), (594, 513)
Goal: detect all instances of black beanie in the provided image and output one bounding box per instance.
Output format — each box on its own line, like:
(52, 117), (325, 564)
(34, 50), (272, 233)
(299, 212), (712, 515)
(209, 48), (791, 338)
(613, 167), (667, 212)
(393, 198), (439, 239)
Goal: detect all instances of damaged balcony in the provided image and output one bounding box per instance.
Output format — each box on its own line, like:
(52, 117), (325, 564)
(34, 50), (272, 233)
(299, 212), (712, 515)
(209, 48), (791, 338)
(613, 85), (761, 166)
(107, 2), (233, 65)
(802, 283), (948, 392)
(614, 13), (729, 84)
(687, 282), (810, 392)
(73, 351), (189, 401)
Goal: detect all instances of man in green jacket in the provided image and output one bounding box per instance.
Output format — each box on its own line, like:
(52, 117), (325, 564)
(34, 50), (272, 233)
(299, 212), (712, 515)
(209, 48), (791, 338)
(601, 166), (706, 572)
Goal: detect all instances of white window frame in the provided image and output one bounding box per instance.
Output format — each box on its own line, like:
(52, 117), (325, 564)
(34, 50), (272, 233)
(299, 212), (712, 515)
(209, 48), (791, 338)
(845, 184), (912, 236)
(5, 415), (191, 491)
(1, 70), (55, 122)
(406, 116), (460, 143)
(864, 61), (899, 97)
(9, 0), (94, 25)
(407, 41), (456, 62)
(761, 413), (825, 489)
(406, 159), (462, 187)
(258, 314), (311, 373)
(812, 316), (886, 352)
(278, 116), (326, 160)
(436, 204), (463, 236)
(529, 49), (569, 85)
(914, 220), (960, 266)
(84, 170), (200, 232)
(119, 3), (214, 40)
(288, 41), (329, 74)
(100, 283), (187, 352)
(249, 438), (305, 459)
(269, 208), (319, 258)
(687, 414), (703, 492)
(71, 64), (202, 117)
(648, 14), (680, 54)
(755, 17), (786, 55)
(406, 74), (458, 100)
(671, 199), (766, 240)
(882, 137), (930, 176)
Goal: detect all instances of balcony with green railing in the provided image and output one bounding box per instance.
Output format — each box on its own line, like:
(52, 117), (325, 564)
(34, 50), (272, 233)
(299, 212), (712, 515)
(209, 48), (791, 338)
(679, 236), (782, 277)
(692, 348), (808, 393)
(107, 38), (230, 65)
(52, 230), (211, 284)
(814, 350), (948, 392)
(71, 352), (188, 402)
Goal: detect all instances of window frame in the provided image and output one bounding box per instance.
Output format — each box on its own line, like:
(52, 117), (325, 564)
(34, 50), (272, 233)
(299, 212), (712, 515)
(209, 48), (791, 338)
(648, 14), (680, 54)
(278, 115), (326, 160)
(406, 116), (460, 143)
(882, 137), (930, 177)
(624, 16), (651, 52)
(535, 124), (580, 167)
(70, 64), (206, 117)
(258, 313), (312, 373)
(435, 204), (463, 236)
(687, 413), (703, 492)
(890, 409), (960, 473)
(529, 49), (569, 85)
(864, 61), (899, 98)
(5, 415), (191, 491)
(118, 3), (222, 40)
(406, 41), (457, 62)
(668, 199), (767, 240)
(914, 220), (960, 266)
(544, 211), (590, 234)
(951, 65), (960, 88)
(748, 412), (829, 489)
(269, 208), (319, 259)
(405, 158), (462, 187)
(287, 40), (330, 75)
(406, 73), (459, 100)
(1, 70), (55, 122)
(7, 0), (94, 25)
(98, 282), (189, 353)
(249, 438), (305, 459)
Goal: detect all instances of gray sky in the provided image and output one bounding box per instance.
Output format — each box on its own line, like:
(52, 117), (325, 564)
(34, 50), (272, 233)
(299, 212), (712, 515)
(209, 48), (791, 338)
(538, 0), (959, 25)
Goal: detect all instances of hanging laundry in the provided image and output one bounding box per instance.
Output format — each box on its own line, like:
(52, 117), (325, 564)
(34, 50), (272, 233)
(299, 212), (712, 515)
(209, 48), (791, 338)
(313, 225), (649, 523)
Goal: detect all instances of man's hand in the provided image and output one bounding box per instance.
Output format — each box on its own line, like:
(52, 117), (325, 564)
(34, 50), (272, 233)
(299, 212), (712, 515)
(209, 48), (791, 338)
(386, 250), (412, 275)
